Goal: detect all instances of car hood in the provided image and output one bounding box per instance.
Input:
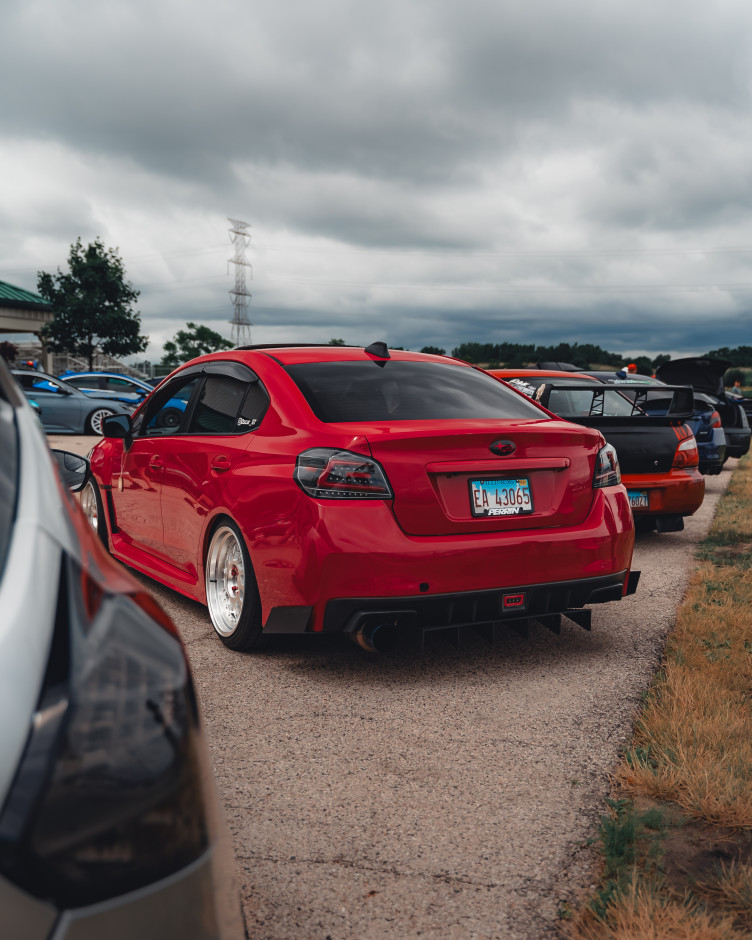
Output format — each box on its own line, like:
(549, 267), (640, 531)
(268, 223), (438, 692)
(655, 357), (732, 397)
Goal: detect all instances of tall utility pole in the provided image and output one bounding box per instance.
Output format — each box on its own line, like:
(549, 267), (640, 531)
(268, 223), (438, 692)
(228, 218), (253, 346)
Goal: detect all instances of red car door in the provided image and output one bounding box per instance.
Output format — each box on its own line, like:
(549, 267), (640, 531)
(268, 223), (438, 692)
(109, 374), (202, 563)
(159, 370), (269, 581)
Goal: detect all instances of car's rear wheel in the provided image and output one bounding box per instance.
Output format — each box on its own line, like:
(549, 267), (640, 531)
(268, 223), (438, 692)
(205, 520), (263, 650)
(80, 478), (108, 547)
(85, 407), (115, 435)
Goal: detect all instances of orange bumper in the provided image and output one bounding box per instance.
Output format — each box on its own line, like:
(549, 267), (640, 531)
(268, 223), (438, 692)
(623, 468), (705, 517)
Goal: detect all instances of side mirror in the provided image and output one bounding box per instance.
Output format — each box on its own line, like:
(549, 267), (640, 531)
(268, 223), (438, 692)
(51, 450), (90, 493)
(103, 413), (133, 439)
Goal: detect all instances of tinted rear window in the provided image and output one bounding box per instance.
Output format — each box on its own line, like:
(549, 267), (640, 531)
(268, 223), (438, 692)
(285, 361), (547, 422)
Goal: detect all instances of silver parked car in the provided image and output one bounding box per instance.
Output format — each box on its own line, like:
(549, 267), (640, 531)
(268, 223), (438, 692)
(11, 370), (134, 435)
(0, 358), (243, 939)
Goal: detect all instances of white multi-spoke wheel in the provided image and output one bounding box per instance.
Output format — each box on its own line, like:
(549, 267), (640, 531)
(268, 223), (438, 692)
(85, 408), (115, 435)
(205, 521), (263, 650)
(80, 478), (108, 547)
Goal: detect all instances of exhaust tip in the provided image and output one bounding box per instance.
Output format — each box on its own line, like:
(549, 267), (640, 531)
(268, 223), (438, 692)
(351, 619), (401, 653)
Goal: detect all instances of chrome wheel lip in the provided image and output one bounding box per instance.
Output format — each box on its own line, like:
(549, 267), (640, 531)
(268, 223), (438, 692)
(206, 525), (246, 637)
(80, 480), (98, 531)
(89, 409), (114, 435)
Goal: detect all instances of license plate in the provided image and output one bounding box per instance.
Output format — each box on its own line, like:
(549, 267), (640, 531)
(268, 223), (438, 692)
(469, 478), (533, 517)
(628, 490), (649, 509)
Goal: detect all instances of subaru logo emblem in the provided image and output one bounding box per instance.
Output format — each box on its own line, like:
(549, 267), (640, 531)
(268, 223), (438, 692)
(490, 440), (516, 456)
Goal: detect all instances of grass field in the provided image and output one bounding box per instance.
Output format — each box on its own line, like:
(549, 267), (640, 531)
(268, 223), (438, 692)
(566, 454), (752, 939)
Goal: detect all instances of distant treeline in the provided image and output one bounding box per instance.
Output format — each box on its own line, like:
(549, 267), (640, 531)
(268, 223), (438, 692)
(430, 342), (752, 373)
(707, 345), (752, 367)
(449, 342), (640, 369)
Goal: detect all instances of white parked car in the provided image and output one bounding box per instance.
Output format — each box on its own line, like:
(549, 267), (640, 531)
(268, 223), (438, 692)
(0, 358), (243, 939)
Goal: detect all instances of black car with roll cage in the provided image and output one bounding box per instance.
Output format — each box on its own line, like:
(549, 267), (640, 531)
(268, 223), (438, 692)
(586, 371), (727, 476)
(490, 369), (705, 533)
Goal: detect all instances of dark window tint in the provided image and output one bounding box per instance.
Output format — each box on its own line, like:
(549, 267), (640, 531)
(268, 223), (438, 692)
(238, 383), (269, 429)
(188, 375), (248, 434)
(285, 361), (547, 422)
(140, 376), (200, 436)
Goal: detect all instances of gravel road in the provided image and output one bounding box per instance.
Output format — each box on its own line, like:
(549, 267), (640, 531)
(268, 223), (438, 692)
(49, 435), (733, 939)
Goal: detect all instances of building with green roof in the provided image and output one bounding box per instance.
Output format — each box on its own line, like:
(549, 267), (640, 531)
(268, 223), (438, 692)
(0, 280), (54, 335)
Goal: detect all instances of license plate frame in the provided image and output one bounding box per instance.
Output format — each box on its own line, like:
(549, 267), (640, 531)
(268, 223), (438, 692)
(627, 489), (650, 510)
(469, 477), (534, 517)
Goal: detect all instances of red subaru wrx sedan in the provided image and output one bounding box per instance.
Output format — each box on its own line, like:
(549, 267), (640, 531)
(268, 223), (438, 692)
(83, 344), (638, 652)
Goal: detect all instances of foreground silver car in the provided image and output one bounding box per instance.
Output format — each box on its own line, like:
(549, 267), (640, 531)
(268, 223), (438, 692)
(11, 370), (134, 435)
(0, 359), (243, 939)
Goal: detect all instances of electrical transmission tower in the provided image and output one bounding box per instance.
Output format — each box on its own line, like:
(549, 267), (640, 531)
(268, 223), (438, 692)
(228, 218), (253, 345)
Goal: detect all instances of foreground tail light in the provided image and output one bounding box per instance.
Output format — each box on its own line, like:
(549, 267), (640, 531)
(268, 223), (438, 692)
(673, 436), (699, 469)
(710, 410), (722, 429)
(593, 443), (621, 488)
(295, 448), (393, 499)
(0, 555), (208, 907)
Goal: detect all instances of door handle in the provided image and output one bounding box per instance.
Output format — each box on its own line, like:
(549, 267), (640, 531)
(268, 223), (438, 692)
(211, 456), (231, 472)
(149, 456), (163, 470)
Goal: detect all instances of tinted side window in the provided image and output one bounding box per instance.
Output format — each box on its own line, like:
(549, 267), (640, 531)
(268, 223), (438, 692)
(237, 383), (269, 430)
(188, 376), (248, 435)
(139, 376), (200, 436)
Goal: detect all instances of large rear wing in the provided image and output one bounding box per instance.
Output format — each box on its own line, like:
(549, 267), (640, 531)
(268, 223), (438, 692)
(532, 383), (695, 426)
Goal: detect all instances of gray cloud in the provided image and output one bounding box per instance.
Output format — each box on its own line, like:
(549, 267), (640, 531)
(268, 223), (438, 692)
(2, 0), (752, 362)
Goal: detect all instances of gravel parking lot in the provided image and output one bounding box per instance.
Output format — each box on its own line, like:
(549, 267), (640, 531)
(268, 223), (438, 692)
(49, 434), (733, 939)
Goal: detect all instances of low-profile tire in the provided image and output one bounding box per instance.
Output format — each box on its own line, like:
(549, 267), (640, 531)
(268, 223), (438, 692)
(85, 407), (116, 435)
(80, 478), (108, 548)
(205, 519), (263, 651)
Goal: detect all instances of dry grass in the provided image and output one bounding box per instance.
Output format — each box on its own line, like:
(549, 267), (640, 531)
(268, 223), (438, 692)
(565, 456), (752, 938)
(572, 878), (743, 940)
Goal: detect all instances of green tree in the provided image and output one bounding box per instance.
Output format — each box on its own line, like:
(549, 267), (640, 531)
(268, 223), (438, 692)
(161, 321), (234, 368)
(38, 238), (147, 370)
(706, 345), (752, 367)
(631, 355), (654, 376)
(420, 345), (446, 355)
(328, 338), (346, 346)
(0, 341), (17, 363)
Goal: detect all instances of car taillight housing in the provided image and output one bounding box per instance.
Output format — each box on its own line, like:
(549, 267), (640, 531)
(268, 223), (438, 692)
(0, 554), (208, 907)
(673, 436), (699, 469)
(295, 448), (393, 499)
(592, 443), (621, 488)
(710, 410), (722, 429)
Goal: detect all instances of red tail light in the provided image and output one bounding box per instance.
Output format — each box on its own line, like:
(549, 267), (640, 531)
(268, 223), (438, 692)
(710, 410), (722, 429)
(672, 436), (699, 469)
(295, 448), (393, 499)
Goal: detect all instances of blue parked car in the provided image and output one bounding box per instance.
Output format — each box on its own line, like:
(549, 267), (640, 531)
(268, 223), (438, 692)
(12, 370), (135, 435)
(59, 371), (187, 429)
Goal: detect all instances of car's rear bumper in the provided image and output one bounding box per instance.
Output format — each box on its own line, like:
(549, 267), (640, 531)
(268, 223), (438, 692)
(624, 468), (705, 517)
(1, 844), (243, 940)
(258, 486), (635, 633)
(321, 569), (638, 634)
(725, 428), (751, 458)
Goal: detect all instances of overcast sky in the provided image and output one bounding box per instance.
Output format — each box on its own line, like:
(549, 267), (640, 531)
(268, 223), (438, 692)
(3, 0), (752, 363)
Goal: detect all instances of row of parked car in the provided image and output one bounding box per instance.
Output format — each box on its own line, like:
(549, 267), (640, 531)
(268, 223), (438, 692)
(3, 347), (749, 937)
